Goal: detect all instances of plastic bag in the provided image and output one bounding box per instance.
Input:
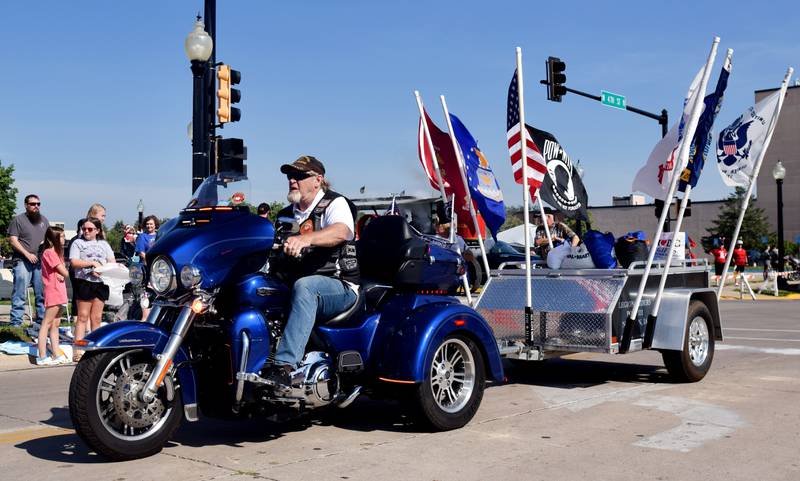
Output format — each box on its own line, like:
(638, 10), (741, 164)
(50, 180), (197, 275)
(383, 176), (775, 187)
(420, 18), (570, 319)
(583, 230), (618, 268)
(546, 242), (571, 269)
(561, 244), (597, 269)
(95, 263), (130, 307)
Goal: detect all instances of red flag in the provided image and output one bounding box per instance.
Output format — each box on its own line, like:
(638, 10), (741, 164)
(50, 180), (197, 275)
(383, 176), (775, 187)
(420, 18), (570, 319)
(417, 109), (472, 227)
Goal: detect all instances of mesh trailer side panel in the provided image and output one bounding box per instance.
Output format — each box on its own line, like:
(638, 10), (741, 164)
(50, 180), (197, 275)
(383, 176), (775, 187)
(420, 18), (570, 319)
(476, 274), (625, 353)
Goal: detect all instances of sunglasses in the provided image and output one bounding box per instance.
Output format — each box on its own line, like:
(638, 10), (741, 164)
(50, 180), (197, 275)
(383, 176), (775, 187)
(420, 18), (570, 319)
(286, 171), (315, 181)
(82, 227), (97, 232)
(27, 202), (41, 206)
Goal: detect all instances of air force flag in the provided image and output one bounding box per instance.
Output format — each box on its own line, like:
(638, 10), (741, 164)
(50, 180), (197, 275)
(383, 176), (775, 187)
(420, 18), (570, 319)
(716, 89), (781, 187)
(449, 113), (506, 238)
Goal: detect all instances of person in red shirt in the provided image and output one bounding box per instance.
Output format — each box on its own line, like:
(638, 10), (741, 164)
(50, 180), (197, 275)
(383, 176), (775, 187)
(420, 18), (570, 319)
(709, 241), (728, 286)
(732, 239), (748, 286)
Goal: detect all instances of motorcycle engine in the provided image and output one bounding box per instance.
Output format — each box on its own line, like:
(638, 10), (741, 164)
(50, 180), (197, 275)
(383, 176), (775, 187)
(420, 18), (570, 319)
(289, 351), (339, 408)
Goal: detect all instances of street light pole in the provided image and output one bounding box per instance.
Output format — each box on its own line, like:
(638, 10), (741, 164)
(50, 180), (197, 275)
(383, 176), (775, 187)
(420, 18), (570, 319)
(185, 18), (214, 193)
(137, 199), (144, 231)
(773, 160), (786, 288)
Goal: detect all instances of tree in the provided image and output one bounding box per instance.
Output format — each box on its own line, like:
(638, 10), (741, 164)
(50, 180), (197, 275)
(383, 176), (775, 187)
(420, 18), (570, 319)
(105, 220), (126, 254)
(0, 160), (18, 236)
(706, 186), (770, 250)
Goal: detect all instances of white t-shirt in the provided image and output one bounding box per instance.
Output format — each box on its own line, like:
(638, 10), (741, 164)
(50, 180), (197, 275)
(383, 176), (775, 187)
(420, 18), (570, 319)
(292, 190), (355, 239)
(69, 238), (115, 282)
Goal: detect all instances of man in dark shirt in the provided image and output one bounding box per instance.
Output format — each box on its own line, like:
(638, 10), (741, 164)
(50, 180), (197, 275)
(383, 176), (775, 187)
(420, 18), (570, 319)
(8, 194), (49, 326)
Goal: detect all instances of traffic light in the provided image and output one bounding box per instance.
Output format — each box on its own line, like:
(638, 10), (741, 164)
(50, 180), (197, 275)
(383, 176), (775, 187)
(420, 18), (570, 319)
(217, 64), (241, 124)
(546, 56), (567, 102)
(217, 137), (247, 175)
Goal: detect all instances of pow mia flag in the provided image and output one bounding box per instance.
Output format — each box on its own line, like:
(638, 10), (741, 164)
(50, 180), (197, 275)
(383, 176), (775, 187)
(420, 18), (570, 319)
(525, 125), (590, 220)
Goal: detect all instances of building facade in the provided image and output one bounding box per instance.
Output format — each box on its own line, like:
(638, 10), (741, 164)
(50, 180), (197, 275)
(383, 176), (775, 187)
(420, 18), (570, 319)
(588, 200), (726, 253)
(754, 84), (800, 244)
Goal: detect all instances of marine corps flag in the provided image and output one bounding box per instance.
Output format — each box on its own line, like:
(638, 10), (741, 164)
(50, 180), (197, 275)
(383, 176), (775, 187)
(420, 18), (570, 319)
(525, 126), (590, 221)
(417, 109), (472, 226)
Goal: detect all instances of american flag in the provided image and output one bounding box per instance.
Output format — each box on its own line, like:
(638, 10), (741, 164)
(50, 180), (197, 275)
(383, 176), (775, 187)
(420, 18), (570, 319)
(507, 69), (547, 198)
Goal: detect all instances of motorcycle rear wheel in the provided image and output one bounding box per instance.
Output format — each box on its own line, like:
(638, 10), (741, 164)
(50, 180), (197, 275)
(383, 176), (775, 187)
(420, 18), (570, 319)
(69, 349), (183, 461)
(412, 335), (485, 430)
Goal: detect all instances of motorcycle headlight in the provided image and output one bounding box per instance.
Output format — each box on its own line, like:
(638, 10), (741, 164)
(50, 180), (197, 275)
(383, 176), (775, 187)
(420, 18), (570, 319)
(180, 265), (203, 288)
(129, 264), (144, 286)
(149, 257), (176, 295)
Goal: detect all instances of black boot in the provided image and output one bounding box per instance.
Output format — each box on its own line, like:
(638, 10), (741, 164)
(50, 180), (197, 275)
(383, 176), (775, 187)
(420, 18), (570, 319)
(264, 364), (293, 390)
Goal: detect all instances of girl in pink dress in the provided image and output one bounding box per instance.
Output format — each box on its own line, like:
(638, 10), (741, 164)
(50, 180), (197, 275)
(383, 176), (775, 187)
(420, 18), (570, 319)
(36, 226), (70, 366)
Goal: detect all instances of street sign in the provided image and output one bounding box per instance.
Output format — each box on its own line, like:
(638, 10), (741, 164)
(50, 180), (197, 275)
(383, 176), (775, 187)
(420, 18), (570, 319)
(601, 90), (626, 110)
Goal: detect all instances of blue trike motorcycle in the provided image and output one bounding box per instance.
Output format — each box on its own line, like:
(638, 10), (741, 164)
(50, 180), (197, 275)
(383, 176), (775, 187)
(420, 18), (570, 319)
(68, 173), (503, 460)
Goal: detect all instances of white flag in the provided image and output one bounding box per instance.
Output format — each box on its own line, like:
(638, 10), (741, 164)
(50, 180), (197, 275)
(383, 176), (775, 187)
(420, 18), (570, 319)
(632, 67), (704, 199)
(715, 90), (781, 187)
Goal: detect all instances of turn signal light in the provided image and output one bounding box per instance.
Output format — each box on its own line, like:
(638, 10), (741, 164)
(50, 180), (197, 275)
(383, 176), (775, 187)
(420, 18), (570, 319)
(191, 298), (208, 314)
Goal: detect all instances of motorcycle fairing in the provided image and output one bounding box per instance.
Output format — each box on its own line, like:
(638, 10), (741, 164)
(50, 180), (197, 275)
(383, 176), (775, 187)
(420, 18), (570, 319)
(230, 309), (272, 373)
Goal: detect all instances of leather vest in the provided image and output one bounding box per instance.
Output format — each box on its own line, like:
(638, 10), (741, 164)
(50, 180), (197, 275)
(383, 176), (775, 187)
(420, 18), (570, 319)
(276, 190), (360, 285)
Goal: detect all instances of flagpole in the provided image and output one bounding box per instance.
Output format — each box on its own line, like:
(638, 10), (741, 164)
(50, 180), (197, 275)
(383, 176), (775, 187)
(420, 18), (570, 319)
(645, 47), (731, 347)
(414, 91), (450, 206)
(516, 47), (533, 314)
(716, 66), (794, 299)
(621, 36), (719, 354)
(451, 197), (474, 304)
(440, 95), (492, 281)
(537, 196), (554, 249)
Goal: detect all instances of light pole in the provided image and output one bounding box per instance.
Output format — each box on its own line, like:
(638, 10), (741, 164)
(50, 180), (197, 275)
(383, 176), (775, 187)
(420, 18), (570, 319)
(137, 199), (144, 232)
(772, 161), (786, 288)
(185, 18), (214, 193)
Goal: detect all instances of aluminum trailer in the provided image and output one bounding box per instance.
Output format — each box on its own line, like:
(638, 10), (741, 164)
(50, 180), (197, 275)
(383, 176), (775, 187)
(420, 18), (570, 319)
(476, 259), (722, 382)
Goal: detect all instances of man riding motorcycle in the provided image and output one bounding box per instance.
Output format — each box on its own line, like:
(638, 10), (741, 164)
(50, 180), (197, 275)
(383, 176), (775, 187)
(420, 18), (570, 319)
(265, 155), (360, 388)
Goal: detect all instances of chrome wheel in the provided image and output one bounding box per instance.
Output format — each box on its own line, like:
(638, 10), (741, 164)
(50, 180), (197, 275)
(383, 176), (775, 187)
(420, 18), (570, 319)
(687, 316), (710, 367)
(96, 350), (175, 441)
(429, 338), (475, 414)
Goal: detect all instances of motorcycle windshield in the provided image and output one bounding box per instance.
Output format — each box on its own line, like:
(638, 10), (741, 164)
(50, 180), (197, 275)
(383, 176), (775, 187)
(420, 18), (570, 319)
(187, 173), (252, 209)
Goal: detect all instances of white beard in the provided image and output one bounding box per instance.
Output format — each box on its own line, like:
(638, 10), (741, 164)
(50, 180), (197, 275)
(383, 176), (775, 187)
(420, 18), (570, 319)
(286, 191), (302, 204)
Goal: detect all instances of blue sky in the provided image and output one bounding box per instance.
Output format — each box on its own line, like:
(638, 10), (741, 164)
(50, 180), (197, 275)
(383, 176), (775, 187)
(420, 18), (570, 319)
(1, 1), (798, 226)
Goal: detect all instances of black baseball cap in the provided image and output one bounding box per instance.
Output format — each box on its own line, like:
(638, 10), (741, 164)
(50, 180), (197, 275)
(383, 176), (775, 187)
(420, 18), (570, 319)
(280, 155), (326, 176)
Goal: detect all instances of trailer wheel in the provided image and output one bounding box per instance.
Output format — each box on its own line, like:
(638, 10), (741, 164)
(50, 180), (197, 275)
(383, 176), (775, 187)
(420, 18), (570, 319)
(413, 335), (485, 430)
(662, 300), (715, 382)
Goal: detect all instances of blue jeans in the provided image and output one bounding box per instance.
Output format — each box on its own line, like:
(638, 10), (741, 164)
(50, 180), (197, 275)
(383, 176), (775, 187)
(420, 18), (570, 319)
(11, 258), (45, 326)
(273, 275), (357, 367)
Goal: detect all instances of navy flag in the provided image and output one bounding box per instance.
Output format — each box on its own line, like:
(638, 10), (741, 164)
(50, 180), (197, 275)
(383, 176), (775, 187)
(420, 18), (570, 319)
(525, 126), (589, 221)
(448, 113), (506, 238)
(679, 51), (732, 191)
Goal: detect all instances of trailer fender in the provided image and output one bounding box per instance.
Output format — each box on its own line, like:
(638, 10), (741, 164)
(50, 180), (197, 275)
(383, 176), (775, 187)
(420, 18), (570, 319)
(79, 321), (198, 420)
(651, 288), (722, 351)
(376, 303), (504, 383)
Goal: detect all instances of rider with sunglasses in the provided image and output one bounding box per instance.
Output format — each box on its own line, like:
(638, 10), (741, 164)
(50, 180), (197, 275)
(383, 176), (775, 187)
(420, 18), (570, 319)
(8, 194), (49, 327)
(264, 155), (360, 388)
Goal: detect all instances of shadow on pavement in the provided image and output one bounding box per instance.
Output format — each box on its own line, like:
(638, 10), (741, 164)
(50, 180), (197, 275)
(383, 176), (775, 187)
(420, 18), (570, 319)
(17, 433), (108, 464)
(502, 357), (672, 388)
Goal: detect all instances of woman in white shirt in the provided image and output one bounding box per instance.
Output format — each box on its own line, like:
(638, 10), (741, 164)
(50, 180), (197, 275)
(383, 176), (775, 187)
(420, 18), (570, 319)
(69, 217), (115, 360)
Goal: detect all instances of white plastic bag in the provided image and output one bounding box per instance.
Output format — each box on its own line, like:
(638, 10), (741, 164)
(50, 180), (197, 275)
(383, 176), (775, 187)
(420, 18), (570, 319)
(546, 242), (571, 269)
(95, 263), (130, 307)
(561, 244), (597, 270)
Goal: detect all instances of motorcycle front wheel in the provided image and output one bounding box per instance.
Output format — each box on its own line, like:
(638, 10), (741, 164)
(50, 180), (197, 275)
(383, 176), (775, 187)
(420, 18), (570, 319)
(68, 349), (183, 461)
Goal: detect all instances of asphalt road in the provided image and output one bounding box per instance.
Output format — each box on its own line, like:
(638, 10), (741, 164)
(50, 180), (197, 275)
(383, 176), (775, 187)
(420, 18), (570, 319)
(0, 300), (798, 481)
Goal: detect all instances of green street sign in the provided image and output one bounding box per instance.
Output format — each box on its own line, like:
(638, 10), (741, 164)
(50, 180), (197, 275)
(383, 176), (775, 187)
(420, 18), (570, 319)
(601, 90), (626, 110)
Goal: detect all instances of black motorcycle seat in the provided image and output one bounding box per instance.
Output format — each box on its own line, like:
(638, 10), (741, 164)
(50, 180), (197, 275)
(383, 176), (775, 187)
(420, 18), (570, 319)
(321, 282), (392, 326)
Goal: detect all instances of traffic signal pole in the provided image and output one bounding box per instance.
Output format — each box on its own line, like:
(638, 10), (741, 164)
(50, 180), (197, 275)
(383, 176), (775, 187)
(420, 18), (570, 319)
(204, 0), (217, 177)
(540, 81), (669, 138)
